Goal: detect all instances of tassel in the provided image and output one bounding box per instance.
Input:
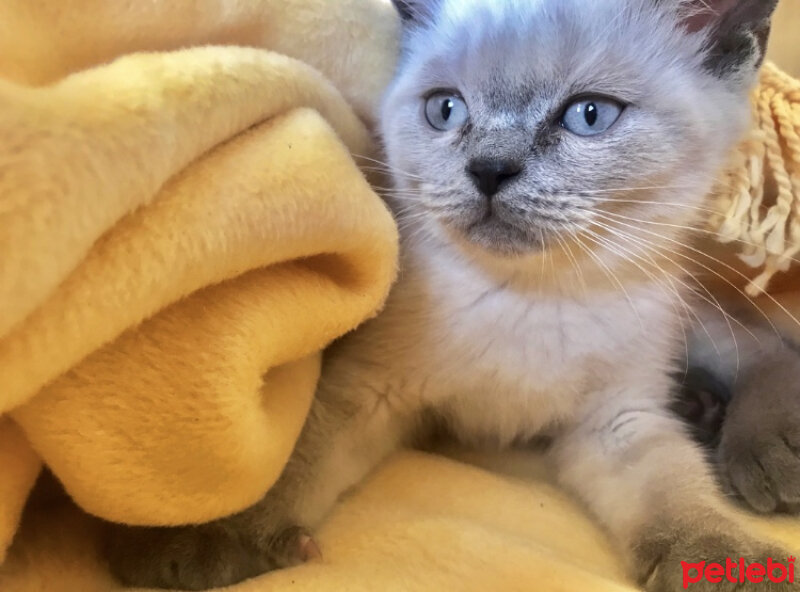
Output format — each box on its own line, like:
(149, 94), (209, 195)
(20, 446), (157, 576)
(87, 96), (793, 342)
(712, 62), (800, 297)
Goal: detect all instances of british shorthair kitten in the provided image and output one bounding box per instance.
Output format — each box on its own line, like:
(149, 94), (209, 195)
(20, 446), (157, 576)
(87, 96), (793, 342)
(106, 1), (799, 590)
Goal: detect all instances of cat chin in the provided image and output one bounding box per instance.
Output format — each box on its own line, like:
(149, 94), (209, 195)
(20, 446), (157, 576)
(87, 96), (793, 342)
(442, 215), (552, 259)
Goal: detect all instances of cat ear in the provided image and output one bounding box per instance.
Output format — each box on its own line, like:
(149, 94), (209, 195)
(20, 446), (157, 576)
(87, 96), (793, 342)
(681, 0), (779, 77)
(391, 0), (439, 26)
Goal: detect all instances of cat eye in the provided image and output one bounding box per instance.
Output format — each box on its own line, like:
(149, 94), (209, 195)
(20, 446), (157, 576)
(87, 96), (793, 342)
(560, 97), (624, 137)
(424, 92), (469, 131)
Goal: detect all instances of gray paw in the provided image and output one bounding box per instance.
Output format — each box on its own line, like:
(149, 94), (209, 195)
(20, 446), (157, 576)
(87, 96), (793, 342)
(635, 528), (796, 591)
(105, 522), (318, 590)
(718, 380), (800, 514)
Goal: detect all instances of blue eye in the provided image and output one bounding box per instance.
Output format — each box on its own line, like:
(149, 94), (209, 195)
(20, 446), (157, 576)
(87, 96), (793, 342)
(561, 97), (624, 136)
(425, 93), (469, 131)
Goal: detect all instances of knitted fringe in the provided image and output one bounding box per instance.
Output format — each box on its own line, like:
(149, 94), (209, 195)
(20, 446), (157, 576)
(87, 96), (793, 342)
(712, 61), (800, 297)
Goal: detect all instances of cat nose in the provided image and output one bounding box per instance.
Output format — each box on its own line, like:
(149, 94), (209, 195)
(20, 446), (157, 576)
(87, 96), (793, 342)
(467, 159), (522, 198)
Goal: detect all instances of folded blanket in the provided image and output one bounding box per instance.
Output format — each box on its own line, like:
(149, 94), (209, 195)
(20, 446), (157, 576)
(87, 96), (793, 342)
(1, 1), (800, 592)
(0, 0), (399, 566)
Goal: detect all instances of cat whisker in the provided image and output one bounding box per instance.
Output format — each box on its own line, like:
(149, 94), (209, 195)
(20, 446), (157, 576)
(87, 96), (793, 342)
(396, 212), (435, 228)
(574, 184), (698, 195)
(371, 185), (428, 194)
(379, 194), (428, 204)
(590, 197), (728, 217)
(580, 228), (696, 370)
(539, 231), (548, 293)
(547, 232), (558, 288)
(583, 221), (752, 375)
(556, 235), (589, 299)
(571, 233), (644, 329)
(589, 209), (800, 263)
(591, 223), (746, 345)
(354, 159), (425, 182)
(399, 220), (433, 248)
(352, 153), (422, 173)
(587, 209), (794, 341)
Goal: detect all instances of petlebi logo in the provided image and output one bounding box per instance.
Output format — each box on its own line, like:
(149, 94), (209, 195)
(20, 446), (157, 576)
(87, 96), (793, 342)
(681, 557), (795, 589)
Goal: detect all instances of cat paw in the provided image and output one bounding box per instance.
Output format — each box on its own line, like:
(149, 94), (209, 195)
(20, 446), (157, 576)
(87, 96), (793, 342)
(718, 402), (800, 514)
(105, 522), (319, 590)
(635, 529), (794, 591)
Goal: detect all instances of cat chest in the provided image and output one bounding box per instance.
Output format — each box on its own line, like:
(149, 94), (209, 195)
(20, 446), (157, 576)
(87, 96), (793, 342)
(353, 257), (677, 440)
(415, 286), (632, 399)
(415, 289), (659, 442)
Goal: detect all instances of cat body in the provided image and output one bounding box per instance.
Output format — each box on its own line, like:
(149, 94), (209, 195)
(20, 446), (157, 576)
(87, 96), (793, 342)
(336, 237), (677, 449)
(106, 1), (799, 591)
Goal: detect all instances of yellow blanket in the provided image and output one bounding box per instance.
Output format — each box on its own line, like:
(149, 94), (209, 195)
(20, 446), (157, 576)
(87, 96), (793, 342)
(0, 0), (399, 571)
(1, 1), (800, 592)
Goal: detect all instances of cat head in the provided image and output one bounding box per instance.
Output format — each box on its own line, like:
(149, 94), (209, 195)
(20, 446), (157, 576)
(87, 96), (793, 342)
(381, 0), (777, 262)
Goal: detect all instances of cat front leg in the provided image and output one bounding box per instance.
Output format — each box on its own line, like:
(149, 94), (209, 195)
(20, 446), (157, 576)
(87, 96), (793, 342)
(550, 383), (794, 592)
(716, 344), (800, 515)
(685, 302), (800, 514)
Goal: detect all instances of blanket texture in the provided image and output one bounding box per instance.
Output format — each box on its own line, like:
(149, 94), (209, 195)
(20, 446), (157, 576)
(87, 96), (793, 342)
(0, 0), (399, 568)
(1, 1), (800, 591)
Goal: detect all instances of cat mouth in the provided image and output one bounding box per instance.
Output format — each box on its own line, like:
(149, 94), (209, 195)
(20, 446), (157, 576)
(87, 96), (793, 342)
(433, 199), (580, 256)
(458, 212), (558, 255)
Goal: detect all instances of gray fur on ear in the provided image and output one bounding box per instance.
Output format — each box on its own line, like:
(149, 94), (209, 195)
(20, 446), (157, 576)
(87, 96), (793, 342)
(390, 0), (439, 25)
(681, 0), (779, 77)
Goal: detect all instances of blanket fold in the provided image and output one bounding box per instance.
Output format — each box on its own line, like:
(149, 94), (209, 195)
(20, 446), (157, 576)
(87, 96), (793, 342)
(0, 40), (398, 557)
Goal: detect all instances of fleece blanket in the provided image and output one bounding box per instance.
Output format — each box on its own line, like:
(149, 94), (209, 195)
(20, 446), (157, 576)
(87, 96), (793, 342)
(1, 1), (800, 591)
(0, 0), (400, 570)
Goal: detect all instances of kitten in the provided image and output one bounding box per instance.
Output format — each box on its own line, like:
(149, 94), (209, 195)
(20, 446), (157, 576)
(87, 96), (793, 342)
(105, 0), (796, 590)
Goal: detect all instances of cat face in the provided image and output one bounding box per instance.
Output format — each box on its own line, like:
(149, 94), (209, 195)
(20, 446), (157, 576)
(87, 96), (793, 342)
(381, 0), (776, 257)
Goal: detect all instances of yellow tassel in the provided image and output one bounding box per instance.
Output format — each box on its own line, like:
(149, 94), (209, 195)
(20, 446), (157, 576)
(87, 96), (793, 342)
(712, 62), (800, 297)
